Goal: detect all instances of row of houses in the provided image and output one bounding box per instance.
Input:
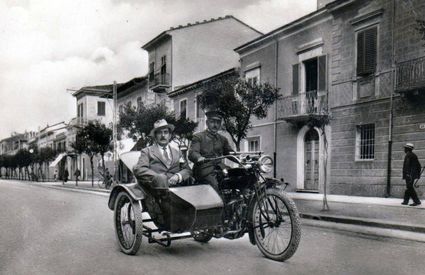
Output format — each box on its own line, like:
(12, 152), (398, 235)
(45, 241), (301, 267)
(1, 0), (424, 198)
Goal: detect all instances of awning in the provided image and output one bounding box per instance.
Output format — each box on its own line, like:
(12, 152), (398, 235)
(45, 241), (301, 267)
(49, 153), (67, 167)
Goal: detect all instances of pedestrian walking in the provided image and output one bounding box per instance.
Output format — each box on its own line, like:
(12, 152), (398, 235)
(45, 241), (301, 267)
(402, 143), (422, 206)
(63, 168), (69, 184)
(74, 168), (81, 186)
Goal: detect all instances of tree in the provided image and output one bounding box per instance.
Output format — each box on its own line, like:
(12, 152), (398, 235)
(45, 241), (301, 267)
(72, 121), (112, 187)
(15, 149), (33, 180)
(200, 78), (280, 151)
(35, 147), (57, 181)
(118, 103), (197, 151)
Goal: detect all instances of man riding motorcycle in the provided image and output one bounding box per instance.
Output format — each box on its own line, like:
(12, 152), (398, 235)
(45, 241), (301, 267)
(188, 109), (234, 191)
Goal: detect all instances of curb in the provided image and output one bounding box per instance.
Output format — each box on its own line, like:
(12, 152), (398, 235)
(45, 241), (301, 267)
(300, 212), (425, 234)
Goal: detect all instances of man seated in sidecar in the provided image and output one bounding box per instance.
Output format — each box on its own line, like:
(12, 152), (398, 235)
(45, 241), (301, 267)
(133, 119), (192, 190)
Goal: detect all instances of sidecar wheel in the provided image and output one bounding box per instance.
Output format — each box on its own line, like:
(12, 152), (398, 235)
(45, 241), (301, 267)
(193, 232), (213, 243)
(114, 191), (144, 255)
(252, 188), (301, 262)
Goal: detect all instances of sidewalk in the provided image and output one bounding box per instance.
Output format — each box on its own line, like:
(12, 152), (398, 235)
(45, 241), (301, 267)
(30, 180), (111, 193)
(288, 192), (425, 234)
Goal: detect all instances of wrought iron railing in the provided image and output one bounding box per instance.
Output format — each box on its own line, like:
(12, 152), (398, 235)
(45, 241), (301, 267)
(277, 90), (328, 120)
(396, 56), (425, 92)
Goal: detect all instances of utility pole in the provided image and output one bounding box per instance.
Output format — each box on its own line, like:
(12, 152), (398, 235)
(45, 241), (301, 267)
(113, 81), (118, 180)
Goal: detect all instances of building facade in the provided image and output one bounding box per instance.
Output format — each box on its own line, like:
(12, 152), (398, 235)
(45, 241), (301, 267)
(235, 0), (425, 197)
(142, 15), (262, 106)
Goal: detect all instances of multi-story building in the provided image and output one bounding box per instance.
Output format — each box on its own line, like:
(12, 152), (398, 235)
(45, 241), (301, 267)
(0, 132), (34, 155)
(142, 15), (262, 108)
(235, 0), (425, 198)
(169, 68), (239, 132)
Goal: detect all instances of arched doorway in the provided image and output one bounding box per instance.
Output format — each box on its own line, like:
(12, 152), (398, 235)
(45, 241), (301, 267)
(304, 128), (319, 190)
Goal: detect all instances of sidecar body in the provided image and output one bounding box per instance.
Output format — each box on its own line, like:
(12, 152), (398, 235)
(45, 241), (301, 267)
(108, 151), (224, 233)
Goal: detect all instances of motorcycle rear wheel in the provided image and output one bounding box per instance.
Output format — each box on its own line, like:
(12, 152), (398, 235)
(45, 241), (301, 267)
(252, 188), (301, 262)
(114, 191), (144, 255)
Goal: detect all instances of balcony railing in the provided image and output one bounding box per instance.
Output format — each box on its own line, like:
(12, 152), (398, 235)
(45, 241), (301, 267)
(277, 90), (328, 121)
(396, 56), (425, 92)
(148, 72), (171, 92)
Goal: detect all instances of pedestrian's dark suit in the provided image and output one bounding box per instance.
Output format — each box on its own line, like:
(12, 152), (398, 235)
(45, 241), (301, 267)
(133, 144), (191, 189)
(188, 130), (233, 190)
(402, 151), (422, 204)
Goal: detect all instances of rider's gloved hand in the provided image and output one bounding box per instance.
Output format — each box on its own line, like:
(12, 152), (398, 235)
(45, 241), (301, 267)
(197, 156), (205, 163)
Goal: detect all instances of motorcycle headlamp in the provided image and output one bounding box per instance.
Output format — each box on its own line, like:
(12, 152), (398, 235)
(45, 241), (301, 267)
(258, 155), (273, 173)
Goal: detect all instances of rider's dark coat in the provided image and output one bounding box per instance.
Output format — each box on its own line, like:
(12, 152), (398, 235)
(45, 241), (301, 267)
(133, 144), (191, 189)
(188, 130), (233, 180)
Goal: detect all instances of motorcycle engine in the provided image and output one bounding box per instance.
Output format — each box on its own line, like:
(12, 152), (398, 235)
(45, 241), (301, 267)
(221, 189), (247, 233)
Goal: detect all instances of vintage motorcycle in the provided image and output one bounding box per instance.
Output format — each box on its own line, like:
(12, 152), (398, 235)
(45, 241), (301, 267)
(108, 151), (301, 262)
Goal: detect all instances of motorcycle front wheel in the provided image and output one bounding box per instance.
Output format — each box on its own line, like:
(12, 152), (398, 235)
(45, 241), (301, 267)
(252, 188), (301, 262)
(114, 191), (144, 255)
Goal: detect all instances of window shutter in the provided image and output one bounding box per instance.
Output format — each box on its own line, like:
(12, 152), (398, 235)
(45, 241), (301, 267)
(292, 63), (299, 95)
(318, 55), (327, 91)
(364, 27), (377, 75)
(357, 27), (377, 76)
(357, 31), (365, 75)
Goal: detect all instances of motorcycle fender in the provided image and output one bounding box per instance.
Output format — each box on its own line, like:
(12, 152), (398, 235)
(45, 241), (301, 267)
(265, 177), (288, 189)
(108, 183), (146, 210)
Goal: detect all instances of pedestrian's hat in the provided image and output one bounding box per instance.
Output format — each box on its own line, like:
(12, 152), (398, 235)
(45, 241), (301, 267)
(404, 143), (414, 150)
(204, 107), (224, 120)
(149, 119), (174, 137)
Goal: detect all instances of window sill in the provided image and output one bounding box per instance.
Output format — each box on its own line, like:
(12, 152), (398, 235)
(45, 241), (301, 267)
(354, 159), (374, 162)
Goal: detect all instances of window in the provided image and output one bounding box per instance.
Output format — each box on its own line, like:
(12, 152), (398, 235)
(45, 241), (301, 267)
(245, 67), (260, 85)
(119, 105), (124, 114)
(77, 103), (83, 118)
(356, 124), (375, 160)
(357, 26), (377, 76)
(247, 137), (260, 152)
(293, 55), (326, 96)
(180, 99), (187, 119)
(196, 95), (203, 119)
(97, 101), (106, 116)
(149, 62), (155, 81)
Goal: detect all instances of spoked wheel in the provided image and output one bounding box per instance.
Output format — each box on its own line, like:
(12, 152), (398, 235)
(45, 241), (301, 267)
(114, 191), (144, 255)
(252, 188), (301, 261)
(193, 232), (213, 243)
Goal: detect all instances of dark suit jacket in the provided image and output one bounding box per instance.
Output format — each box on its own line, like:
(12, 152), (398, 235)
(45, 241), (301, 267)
(133, 144), (191, 184)
(403, 151), (422, 180)
(188, 130), (233, 179)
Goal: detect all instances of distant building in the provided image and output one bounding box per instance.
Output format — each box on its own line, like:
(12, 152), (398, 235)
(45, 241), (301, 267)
(0, 132), (34, 156)
(142, 15), (262, 110)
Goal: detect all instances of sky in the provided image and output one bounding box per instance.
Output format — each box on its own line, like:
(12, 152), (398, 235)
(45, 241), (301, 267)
(0, 0), (317, 140)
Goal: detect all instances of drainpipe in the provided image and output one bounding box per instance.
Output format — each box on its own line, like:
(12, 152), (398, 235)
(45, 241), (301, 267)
(273, 37), (279, 178)
(386, 0), (396, 197)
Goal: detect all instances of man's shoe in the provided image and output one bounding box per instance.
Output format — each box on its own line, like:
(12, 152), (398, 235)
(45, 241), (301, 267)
(401, 202), (408, 205)
(409, 202), (421, 206)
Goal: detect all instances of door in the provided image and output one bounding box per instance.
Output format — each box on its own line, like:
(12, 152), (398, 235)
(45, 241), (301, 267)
(304, 128), (319, 190)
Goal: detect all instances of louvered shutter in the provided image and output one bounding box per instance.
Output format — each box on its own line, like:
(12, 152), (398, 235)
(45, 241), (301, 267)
(293, 63), (299, 95)
(357, 27), (377, 75)
(318, 55), (327, 91)
(364, 27), (377, 75)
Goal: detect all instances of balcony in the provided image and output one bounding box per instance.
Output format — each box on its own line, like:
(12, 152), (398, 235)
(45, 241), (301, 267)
(396, 56), (425, 93)
(277, 90), (328, 124)
(148, 72), (171, 93)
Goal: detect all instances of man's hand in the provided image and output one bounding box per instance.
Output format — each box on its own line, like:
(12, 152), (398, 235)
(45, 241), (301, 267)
(168, 174), (180, 186)
(197, 156), (206, 163)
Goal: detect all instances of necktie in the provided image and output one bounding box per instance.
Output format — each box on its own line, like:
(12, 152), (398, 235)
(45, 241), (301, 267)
(162, 146), (171, 165)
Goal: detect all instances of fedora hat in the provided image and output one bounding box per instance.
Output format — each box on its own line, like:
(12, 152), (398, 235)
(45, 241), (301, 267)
(404, 143), (414, 150)
(149, 119), (174, 137)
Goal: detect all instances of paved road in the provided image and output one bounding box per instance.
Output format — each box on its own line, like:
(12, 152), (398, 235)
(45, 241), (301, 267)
(1, 179), (424, 275)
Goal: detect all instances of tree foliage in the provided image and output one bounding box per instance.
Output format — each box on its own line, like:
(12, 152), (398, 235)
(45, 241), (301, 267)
(118, 102), (197, 150)
(199, 78), (280, 151)
(72, 121), (112, 186)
